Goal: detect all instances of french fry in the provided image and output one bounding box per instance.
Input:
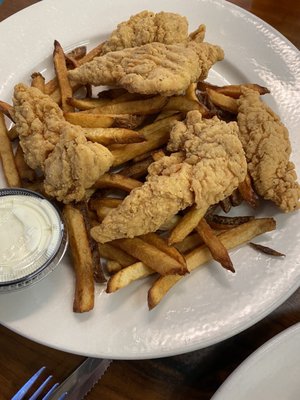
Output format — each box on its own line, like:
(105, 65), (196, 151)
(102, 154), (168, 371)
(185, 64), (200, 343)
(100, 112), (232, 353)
(77, 202), (106, 283)
(198, 81), (270, 98)
(68, 92), (142, 111)
(154, 110), (178, 121)
(98, 243), (137, 267)
(44, 45), (88, 95)
(164, 95), (208, 115)
(67, 97), (114, 110)
(238, 173), (259, 208)
(53, 40), (74, 112)
(23, 179), (46, 196)
(113, 237), (188, 276)
(206, 214), (254, 230)
(107, 262), (153, 293)
(139, 113), (182, 140)
(64, 112), (115, 128)
(63, 205), (94, 312)
(66, 45), (87, 62)
(206, 88), (238, 113)
(45, 43), (103, 96)
(94, 206), (116, 221)
(174, 233), (203, 253)
(14, 144), (36, 182)
(111, 126), (170, 167)
(185, 83), (198, 102)
(0, 112), (21, 187)
(249, 242), (285, 257)
(196, 218), (234, 272)
(65, 112), (145, 129)
(120, 157), (152, 179)
(93, 173), (143, 191)
(31, 72), (45, 92)
(84, 127), (144, 145)
(148, 218), (276, 309)
(64, 55), (79, 70)
(140, 232), (186, 268)
(87, 96), (168, 116)
(230, 189), (243, 206)
(159, 215), (181, 231)
(168, 205), (207, 245)
(106, 260), (123, 274)
(77, 42), (104, 65)
(7, 125), (18, 141)
(219, 196), (232, 213)
(97, 87), (128, 99)
(0, 100), (14, 121)
(132, 151), (153, 163)
(89, 197), (122, 210)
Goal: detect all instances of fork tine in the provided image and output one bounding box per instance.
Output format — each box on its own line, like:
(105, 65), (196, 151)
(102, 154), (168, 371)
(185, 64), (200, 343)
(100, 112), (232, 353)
(28, 375), (53, 400)
(41, 383), (60, 400)
(11, 367), (46, 400)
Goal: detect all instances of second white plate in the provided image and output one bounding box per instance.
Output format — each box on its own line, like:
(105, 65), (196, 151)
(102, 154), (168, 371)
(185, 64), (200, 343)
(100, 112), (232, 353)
(212, 323), (300, 400)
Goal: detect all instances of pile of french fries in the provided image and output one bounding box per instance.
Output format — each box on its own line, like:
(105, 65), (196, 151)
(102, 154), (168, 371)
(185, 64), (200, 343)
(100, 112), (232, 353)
(0, 37), (280, 313)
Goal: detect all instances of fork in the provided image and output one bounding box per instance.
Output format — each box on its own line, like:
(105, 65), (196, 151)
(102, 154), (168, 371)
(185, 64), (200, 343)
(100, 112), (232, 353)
(11, 367), (67, 400)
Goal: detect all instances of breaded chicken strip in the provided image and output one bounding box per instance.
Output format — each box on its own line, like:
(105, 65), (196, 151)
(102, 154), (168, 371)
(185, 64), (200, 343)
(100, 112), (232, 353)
(44, 125), (113, 203)
(237, 87), (300, 212)
(13, 84), (114, 203)
(68, 41), (224, 96)
(91, 111), (246, 243)
(13, 83), (63, 170)
(102, 11), (189, 54)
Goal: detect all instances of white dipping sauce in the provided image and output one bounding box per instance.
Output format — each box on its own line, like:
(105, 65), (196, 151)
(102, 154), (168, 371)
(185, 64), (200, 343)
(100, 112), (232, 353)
(0, 195), (63, 283)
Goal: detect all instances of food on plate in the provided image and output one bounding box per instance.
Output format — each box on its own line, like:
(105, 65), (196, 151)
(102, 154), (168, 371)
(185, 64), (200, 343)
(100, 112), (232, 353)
(113, 236), (187, 276)
(197, 81), (270, 98)
(53, 40), (74, 113)
(13, 84), (114, 202)
(63, 204), (95, 312)
(195, 218), (234, 273)
(0, 112), (21, 187)
(237, 87), (300, 211)
(13, 83), (65, 170)
(91, 111), (247, 243)
(249, 242), (285, 257)
(30, 72), (46, 92)
(148, 218), (276, 309)
(0, 10), (299, 312)
(43, 124), (113, 202)
(68, 41), (224, 95)
(168, 205), (208, 245)
(101, 10), (189, 53)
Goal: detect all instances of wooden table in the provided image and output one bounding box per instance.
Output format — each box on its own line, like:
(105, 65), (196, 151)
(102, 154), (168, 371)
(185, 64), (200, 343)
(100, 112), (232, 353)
(0, 1), (299, 399)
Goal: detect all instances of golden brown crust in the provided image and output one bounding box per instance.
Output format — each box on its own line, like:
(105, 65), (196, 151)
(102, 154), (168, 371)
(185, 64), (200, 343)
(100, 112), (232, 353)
(237, 87), (300, 212)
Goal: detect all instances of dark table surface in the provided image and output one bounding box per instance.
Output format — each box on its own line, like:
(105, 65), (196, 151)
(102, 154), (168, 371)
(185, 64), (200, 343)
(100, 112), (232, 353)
(0, 0), (300, 399)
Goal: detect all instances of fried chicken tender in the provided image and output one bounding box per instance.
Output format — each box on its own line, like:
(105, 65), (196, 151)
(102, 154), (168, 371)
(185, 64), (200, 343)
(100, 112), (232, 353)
(102, 11), (189, 54)
(13, 83), (63, 170)
(237, 87), (300, 212)
(91, 111), (246, 243)
(44, 124), (113, 203)
(68, 41), (224, 96)
(13, 84), (114, 203)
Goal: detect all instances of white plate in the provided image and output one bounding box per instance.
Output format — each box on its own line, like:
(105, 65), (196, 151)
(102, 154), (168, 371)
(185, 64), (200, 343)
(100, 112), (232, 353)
(212, 323), (300, 400)
(0, 0), (300, 359)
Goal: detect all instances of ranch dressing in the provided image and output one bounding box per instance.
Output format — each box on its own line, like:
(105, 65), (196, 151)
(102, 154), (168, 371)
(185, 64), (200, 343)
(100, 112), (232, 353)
(0, 189), (66, 289)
